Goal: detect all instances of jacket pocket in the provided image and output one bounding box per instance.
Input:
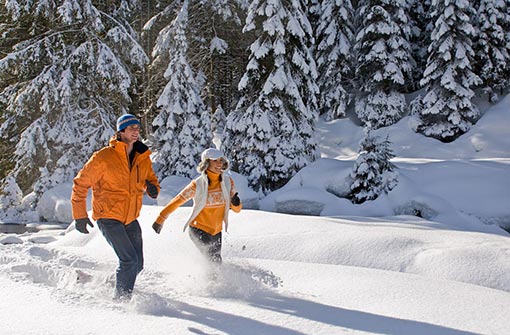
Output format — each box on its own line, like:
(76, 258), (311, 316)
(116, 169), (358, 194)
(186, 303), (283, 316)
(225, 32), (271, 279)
(95, 195), (123, 218)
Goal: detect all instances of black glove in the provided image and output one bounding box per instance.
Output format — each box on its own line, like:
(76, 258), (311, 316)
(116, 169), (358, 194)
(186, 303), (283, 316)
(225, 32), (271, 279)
(146, 180), (159, 198)
(75, 218), (94, 234)
(231, 192), (240, 206)
(152, 222), (163, 234)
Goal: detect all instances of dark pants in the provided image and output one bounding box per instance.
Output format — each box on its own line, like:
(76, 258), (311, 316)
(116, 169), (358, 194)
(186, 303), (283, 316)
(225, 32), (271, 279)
(97, 219), (143, 298)
(189, 226), (222, 263)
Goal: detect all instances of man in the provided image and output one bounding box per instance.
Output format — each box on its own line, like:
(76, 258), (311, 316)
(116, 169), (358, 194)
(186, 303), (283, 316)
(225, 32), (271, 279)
(71, 114), (160, 300)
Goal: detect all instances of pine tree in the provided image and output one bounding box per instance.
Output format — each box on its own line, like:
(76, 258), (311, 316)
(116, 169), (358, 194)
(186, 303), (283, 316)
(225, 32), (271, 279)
(473, 0), (510, 103)
(212, 104), (227, 134)
(0, 0), (147, 217)
(506, 1), (510, 84)
(354, 0), (414, 129)
(186, 0), (249, 115)
(151, 0), (211, 179)
(139, 1), (182, 124)
(223, 0), (320, 193)
(408, 0), (432, 92)
(414, 0), (481, 142)
(349, 130), (398, 204)
(0, 176), (23, 221)
(143, 0), (249, 144)
(315, 0), (355, 120)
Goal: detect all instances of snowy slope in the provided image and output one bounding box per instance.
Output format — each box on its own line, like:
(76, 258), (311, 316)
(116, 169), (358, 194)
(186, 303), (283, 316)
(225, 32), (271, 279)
(1, 207), (510, 335)
(1, 95), (510, 335)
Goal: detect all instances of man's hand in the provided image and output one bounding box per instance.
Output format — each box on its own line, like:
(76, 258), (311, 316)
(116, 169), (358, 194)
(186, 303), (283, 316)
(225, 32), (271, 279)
(75, 218), (94, 234)
(146, 180), (159, 198)
(231, 192), (240, 206)
(152, 222), (163, 234)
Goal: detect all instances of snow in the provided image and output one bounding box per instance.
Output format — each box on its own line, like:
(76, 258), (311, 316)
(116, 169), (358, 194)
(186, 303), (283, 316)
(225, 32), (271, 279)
(1, 96), (510, 334)
(1, 209), (509, 334)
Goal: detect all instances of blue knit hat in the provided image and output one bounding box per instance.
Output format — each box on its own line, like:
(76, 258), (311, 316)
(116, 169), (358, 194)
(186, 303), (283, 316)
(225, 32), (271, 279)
(116, 114), (140, 132)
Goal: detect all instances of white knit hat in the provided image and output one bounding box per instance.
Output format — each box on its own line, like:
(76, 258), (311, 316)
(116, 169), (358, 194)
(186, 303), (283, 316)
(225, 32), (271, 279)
(201, 148), (224, 161)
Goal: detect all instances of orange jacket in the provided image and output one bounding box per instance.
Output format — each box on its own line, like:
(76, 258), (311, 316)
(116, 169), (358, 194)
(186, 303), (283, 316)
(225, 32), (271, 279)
(155, 170), (241, 235)
(71, 136), (159, 225)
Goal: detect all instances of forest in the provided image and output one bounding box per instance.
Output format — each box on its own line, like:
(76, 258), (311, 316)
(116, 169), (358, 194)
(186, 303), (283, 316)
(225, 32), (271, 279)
(0, 0), (509, 219)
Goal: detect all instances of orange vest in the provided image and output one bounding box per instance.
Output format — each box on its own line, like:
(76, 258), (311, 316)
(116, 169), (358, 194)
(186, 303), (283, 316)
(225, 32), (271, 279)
(71, 136), (159, 224)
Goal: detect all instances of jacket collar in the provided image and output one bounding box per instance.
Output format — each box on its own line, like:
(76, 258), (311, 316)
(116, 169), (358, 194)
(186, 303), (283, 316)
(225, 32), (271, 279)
(206, 170), (221, 180)
(109, 136), (150, 155)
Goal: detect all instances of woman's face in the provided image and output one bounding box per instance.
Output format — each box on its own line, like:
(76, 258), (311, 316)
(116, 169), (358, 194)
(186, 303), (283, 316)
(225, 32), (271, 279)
(207, 158), (224, 174)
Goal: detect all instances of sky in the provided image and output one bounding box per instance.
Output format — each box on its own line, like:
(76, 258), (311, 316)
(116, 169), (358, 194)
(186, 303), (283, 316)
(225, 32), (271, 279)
(0, 95), (509, 335)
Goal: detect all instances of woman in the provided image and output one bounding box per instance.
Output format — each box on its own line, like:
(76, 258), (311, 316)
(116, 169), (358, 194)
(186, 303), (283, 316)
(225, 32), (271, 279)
(152, 148), (242, 263)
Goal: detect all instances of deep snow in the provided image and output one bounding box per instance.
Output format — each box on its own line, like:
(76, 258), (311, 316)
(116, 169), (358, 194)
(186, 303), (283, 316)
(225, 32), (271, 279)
(1, 95), (510, 334)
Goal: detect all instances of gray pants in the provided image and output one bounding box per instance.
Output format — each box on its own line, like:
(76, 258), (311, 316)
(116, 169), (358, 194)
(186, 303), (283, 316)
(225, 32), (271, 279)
(189, 226), (222, 263)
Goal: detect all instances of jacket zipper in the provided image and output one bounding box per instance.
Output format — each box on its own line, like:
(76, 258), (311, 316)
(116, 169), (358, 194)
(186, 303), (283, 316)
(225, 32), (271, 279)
(134, 164), (139, 218)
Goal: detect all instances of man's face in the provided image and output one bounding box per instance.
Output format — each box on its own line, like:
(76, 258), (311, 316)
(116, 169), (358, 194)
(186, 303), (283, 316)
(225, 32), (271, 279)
(119, 125), (140, 144)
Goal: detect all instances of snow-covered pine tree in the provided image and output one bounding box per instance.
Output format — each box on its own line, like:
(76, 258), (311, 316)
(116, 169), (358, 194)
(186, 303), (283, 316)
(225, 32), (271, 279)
(354, 0), (414, 129)
(473, 0), (510, 103)
(414, 0), (481, 142)
(506, 1), (510, 84)
(0, 0), (147, 218)
(186, 0), (248, 115)
(223, 0), (320, 193)
(212, 104), (227, 135)
(141, 0), (248, 132)
(211, 103), (227, 149)
(151, 0), (211, 179)
(308, 0), (322, 21)
(139, 1), (183, 124)
(315, 0), (355, 120)
(407, 0), (432, 92)
(349, 130), (398, 204)
(0, 176), (23, 221)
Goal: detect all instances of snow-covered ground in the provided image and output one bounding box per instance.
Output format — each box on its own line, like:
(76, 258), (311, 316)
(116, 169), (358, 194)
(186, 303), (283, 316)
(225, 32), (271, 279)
(1, 209), (509, 335)
(1, 95), (510, 334)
